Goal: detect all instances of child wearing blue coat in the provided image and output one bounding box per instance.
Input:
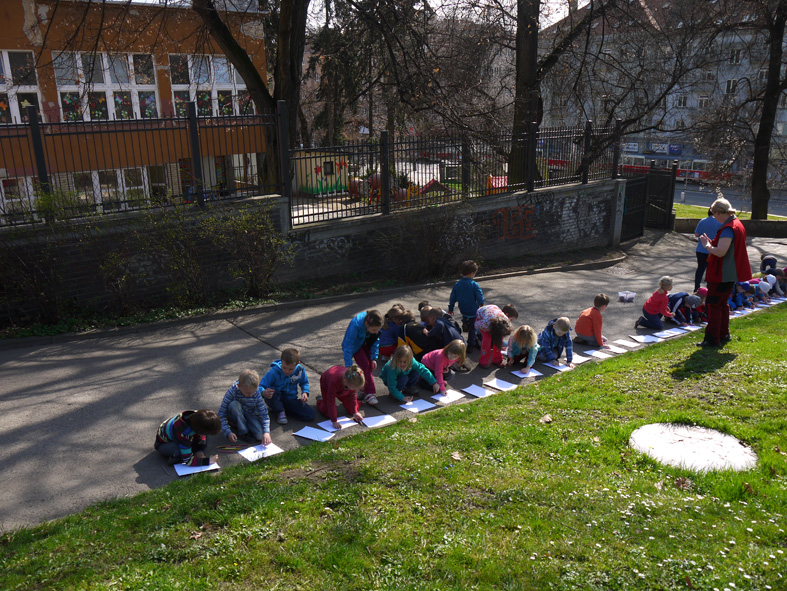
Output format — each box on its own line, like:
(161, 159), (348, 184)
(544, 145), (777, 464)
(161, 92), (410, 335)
(261, 348), (314, 424)
(537, 317), (574, 368)
(448, 260), (484, 351)
(342, 309), (384, 405)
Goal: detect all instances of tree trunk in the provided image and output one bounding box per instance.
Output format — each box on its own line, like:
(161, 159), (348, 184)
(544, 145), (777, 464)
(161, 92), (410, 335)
(275, 0), (311, 148)
(750, 2), (787, 220)
(509, 0), (541, 186)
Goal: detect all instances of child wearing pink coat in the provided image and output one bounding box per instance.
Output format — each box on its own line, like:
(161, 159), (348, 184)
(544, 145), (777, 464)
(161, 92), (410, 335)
(420, 340), (466, 393)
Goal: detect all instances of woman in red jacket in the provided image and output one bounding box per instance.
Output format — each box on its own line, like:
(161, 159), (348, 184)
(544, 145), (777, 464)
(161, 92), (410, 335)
(697, 198), (752, 347)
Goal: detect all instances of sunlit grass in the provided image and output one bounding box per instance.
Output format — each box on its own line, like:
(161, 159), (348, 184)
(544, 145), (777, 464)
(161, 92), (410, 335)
(675, 202), (787, 221)
(2, 308), (786, 590)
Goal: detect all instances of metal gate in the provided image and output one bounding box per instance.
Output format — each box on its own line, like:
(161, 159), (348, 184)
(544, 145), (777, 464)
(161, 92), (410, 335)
(621, 175), (647, 242)
(644, 162), (677, 229)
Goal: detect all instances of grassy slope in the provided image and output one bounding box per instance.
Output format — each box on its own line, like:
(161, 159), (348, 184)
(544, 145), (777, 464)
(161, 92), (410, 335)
(2, 309), (786, 591)
(674, 203), (787, 221)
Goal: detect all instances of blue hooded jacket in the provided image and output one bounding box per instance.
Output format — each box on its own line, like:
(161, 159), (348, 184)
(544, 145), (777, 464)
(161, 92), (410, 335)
(260, 359), (310, 400)
(342, 312), (380, 366)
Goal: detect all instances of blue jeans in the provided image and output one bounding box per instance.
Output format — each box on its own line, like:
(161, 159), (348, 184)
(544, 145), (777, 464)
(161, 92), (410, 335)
(638, 308), (664, 330)
(397, 371), (420, 392)
(228, 400), (265, 440)
(263, 392), (316, 421)
(463, 315), (479, 349)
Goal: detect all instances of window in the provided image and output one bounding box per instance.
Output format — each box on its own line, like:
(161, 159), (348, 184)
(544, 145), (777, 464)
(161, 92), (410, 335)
(168, 54), (252, 116)
(698, 96), (710, 109)
(758, 69), (768, 82)
(725, 79), (738, 94)
(676, 94), (687, 108)
(0, 51), (41, 123)
(703, 70), (715, 81)
(781, 93), (787, 108)
(52, 52), (158, 121)
(729, 48), (741, 64)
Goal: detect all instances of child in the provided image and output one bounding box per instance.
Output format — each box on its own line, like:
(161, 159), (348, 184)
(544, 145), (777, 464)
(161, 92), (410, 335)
(764, 269), (785, 296)
(420, 339), (466, 394)
(218, 369), (272, 445)
(693, 287), (709, 323)
(573, 293), (610, 348)
(673, 294), (701, 324)
(154, 409), (220, 467)
(501, 304), (519, 323)
(380, 345), (439, 402)
(537, 317), (574, 368)
(342, 309), (384, 405)
(730, 282), (751, 310)
(760, 253), (778, 273)
(425, 307), (465, 350)
(379, 304), (405, 361)
(448, 260), (484, 352)
(475, 304), (512, 368)
(261, 347), (314, 424)
(752, 278), (771, 303)
(398, 309), (432, 361)
(634, 276), (674, 330)
(506, 325), (540, 372)
(666, 292), (692, 326)
(316, 364), (366, 430)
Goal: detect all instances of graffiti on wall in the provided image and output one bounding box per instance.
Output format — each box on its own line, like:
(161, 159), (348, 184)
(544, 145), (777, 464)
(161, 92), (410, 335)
(491, 203), (536, 241)
(288, 230), (354, 263)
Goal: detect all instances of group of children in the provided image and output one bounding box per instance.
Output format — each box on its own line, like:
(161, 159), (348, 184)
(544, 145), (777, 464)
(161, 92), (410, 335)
(155, 258), (710, 468)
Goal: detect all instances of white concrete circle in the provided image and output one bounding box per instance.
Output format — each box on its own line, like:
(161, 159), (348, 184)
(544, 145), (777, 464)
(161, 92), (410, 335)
(629, 423), (757, 472)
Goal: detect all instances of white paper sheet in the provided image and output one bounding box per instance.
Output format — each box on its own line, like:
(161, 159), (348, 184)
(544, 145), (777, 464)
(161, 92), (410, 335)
(618, 291), (636, 302)
(543, 361), (573, 372)
(511, 368), (543, 378)
(613, 339), (640, 348)
(362, 414), (397, 428)
(605, 345), (628, 354)
(293, 426), (335, 442)
(462, 384), (496, 397)
(432, 389), (466, 403)
(174, 462), (220, 477)
(630, 334), (662, 343)
(682, 324), (702, 331)
(317, 417), (360, 432)
(587, 349), (613, 359)
(653, 330), (681, 338)
(484, 378), (518, 391)
(400, 398), (436, 413)
(237, 443), (285, 462)
(666, 327), (689, 334)
(571, 354), (591, 364)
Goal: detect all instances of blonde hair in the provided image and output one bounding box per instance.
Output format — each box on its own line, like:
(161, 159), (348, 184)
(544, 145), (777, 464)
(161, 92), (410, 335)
(343, 365), (365, 390)
(555, 317), (571, 334)
(238, 369), (260, 389)
(512, 325), (537, 349)
(658, 276), (673, 291)
(392, 345), (414, 371)
(710, 198), (737, 216)
(443, 339), (466, 365)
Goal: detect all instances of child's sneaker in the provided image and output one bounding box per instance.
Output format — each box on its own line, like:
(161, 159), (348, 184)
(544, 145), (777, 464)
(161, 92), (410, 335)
(277, 411), (288, 424)
(363, 393), (379, 406)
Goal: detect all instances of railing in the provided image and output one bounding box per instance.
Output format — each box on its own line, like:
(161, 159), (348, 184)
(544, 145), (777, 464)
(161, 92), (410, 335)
(0, 102), (283, 225)
(288, 120), (621, 226)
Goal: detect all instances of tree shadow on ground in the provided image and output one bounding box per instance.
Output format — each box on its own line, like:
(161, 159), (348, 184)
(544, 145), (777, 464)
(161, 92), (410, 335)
(670, 349), (736, 380)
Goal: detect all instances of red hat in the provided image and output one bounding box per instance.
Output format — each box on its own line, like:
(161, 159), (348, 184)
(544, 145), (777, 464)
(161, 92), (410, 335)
(697, 287), (708, 296)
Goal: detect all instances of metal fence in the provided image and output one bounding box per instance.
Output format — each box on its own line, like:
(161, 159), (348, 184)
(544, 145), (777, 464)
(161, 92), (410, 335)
(0, 102), (283, 225)
(288, 121), (620, 226)
(1, 106), (620, 227)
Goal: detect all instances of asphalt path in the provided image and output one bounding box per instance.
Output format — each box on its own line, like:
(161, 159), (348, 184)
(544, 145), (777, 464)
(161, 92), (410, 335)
(2, 231), (787, 531)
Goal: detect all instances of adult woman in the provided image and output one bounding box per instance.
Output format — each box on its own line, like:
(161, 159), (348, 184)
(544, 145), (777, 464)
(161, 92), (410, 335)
(693, 207), (722, 293)
(697, 198), (751, 347)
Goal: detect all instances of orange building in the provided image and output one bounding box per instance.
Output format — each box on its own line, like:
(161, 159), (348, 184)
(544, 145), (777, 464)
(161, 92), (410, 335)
(0, 0), (270, 217)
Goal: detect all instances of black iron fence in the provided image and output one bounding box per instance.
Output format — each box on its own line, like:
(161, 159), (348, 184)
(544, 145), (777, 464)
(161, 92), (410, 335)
(0, 102), (284, 224)
(288, 121), (620, 226)
(1, 105), (621, 227)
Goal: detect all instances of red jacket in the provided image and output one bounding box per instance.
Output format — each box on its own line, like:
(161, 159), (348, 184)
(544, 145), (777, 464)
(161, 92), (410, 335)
(706, 217), (751, 283)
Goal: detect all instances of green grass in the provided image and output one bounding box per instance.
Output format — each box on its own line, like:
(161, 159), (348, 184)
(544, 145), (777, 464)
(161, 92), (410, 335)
(2, 309), (787, 590)
(674, 203), (787, 221)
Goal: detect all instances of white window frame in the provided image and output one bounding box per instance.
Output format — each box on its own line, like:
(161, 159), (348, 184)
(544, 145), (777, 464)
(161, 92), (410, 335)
(725, 79), (738, 94)
(698, 96), (710, 110)
(52, 51), (159, 121)
(676, 94), (688, 108)
(729, 48), (742, 65)
(0, 50), (42, 123)
(169, 54), (252, 117)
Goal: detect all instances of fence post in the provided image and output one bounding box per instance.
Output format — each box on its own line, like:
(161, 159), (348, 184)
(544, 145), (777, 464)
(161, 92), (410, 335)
(581, 119), (592, 185)
(186, 102), (205, 207)
(611, 118), (622, 179)
(527, 121), (538, 192)
(276, 100), (292, 233)
(667, 159), (678, 230)
(461, 137), (470, 199)
(380, 130), (390, 215)
(27, 105), (50, 197)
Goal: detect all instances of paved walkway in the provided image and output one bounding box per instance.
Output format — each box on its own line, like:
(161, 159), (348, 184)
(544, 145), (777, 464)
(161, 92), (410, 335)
(1, 230), (786, 531)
